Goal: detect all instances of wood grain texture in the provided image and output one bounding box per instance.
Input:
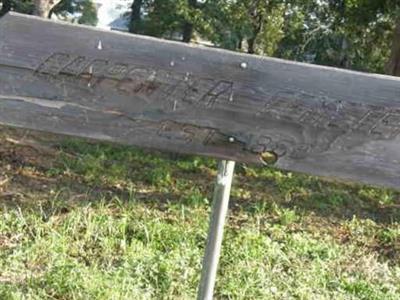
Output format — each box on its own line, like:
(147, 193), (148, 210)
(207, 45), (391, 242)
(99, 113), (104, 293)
(0, 13), (400, 189)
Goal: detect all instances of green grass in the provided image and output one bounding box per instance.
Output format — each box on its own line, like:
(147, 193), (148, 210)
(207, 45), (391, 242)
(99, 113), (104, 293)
(0, 133), (399, 299)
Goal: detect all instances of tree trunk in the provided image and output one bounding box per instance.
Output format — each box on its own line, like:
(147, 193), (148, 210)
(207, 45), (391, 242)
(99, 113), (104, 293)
(0, 0), (12, 17)
(182, 0), (196, 43)
(386, 21), (400, 76)
(129, 0), (143, 34)
(247, 37), (256, 54)
(33, 0), (61, 18)
(182, 22), (193, 43)
(339, 37), (350, 69)
(247, 6), (263, 55)
(237, 37), (243, 51)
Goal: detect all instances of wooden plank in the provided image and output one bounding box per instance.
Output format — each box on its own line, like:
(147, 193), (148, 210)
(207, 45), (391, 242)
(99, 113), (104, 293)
(0, 13), (399, 189)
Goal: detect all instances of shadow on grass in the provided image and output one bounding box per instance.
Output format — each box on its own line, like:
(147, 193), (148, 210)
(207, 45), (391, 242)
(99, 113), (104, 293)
(233, 167), (400, 225)
(0, 127), (399, 226)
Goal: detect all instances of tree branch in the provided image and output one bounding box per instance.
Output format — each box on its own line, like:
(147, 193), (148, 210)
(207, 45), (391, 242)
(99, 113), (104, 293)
(33, 0), (63, 18)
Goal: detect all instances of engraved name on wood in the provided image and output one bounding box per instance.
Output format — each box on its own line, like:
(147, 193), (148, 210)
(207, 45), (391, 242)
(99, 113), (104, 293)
(1, 13), (400, 189)
(34, 52), (400, 162)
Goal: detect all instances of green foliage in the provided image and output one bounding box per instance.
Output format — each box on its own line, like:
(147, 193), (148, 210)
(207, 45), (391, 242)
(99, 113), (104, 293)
(135, 0), (206, 41)
(201, 0), (286, 54)
(276, 0), (397, 72)
(51, 0), (98, 25)
(123, 0), (399, 74)
(0, 0), (34, 15)
(0, 0), (97, 25)
(143, 0), (186, 38)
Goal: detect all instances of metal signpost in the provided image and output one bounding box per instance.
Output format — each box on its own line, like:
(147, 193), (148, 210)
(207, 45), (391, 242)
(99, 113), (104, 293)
(1, 13), (400, 299)
(197, 160), (235, 300)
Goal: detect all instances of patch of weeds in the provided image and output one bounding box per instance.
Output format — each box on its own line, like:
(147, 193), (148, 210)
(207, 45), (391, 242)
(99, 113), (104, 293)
(142, 165), (172, 188)
(246, 201), (274, 215)
(377, 227), (400, 244)
(274, 206), (300, 226)
(345, 217), (379, 242)
(307, 191), (351, 212)
(176, 157), (215, 171)
(183, 188), (209, 207)
(287, 233), (340, 261)
(340, 278), (396, 300)
(358, 187), (398, 206)
(231, 187), (252, 200)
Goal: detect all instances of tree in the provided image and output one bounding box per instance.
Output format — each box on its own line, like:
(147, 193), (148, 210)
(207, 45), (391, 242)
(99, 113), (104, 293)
(144, 0), (179, 38)
(182, 0), (196, 42)
(200, 0), (285, 55)
(0, 0), (35, 16)
(0, 0), (97, 24)
(384, 0), (400, 76)
(386, 20), (400, 76)
(129, 0), (208, 43)
(129, 0), (143, 34)
(0, 0), (12, 16)
(50, 0), (98, 25)
(245, 0), (274, 54)
(275, 0), (396, 73)
(33, 0), (61, 17)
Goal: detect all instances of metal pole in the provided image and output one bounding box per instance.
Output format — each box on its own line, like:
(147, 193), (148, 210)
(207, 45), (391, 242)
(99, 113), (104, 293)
(197, 160), (235, 300)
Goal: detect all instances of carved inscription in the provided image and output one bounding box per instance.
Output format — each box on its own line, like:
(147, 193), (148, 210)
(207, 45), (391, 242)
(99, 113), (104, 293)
(247, 134), (312, 159)
(157, 120), (196, 143)
(34, 52), (400, 162)
(371, 113), (400, 138)
(114, 117), (239, 149)
(197, 80), (234, 108)
(36, 53), (72, 75)
(257, 92), (400, 140)
(155, 120), (243, 148)
(63, 56), (90, 75)
(35, 52), (234, 111)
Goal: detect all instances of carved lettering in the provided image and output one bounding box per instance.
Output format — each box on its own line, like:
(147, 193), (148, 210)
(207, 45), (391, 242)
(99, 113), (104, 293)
(256, 89), (400, 140)
(289, 143), (310, 159)
(63, 56), (91, 75)
(371, 113), (400, 138)
(86, 59), (108, 76)
(299, 110), (327, 128)
(325, 102), (365, 131)
(157, 121), (195, 143)
(192, 79), (234, 108)
(35, 52), (399, 143)
(37, 53), (73, 75)
(107, 63), (129, 80)
(203, 130), (217, 145)
(203, 80), (233, 108)
(36, 52), (237, 111)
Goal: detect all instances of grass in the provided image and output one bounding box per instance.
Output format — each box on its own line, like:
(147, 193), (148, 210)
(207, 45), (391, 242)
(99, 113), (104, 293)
(0, 129), (399, 299)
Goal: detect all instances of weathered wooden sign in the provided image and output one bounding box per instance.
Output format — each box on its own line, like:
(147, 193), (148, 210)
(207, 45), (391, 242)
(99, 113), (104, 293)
(0, 13), (399, 189)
